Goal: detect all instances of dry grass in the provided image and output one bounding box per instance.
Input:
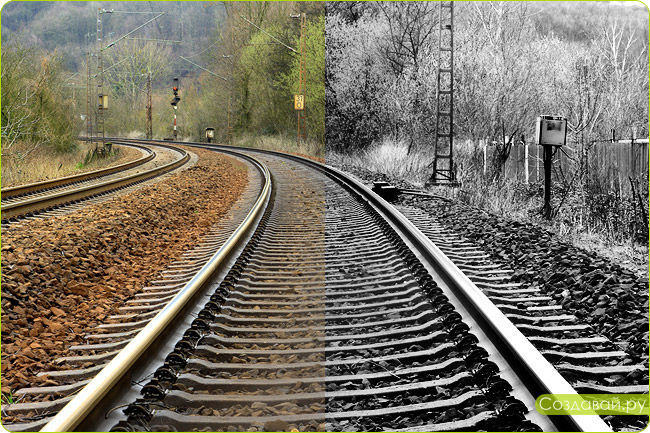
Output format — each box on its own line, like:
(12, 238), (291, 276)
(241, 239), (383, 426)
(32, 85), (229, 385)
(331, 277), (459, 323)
(570, 230), (648, 279)
(1, 142), (141, 188)
(329, 137), (648, 277)
(125, 130), (146, 139)
(327, 139), (431, 185)
(234, 133), (324, 161)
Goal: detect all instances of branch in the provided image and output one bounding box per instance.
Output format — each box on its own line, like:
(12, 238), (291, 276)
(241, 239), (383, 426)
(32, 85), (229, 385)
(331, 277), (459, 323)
(239, 14), (297, 54)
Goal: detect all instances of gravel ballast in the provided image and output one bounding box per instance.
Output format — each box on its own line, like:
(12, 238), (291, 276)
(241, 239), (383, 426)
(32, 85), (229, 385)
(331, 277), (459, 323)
(333, 163), (648, 366)
(402, 195), (649, 364)
(1, 147), (248, 395)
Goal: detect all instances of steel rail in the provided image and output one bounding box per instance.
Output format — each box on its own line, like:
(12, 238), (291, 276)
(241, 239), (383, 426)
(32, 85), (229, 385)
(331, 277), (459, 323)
(58, 138), (611, 432)
(1, 144), (188, 221)
(294, 161), (612, 433)
(1, 142), (155, 200)
(131, 138), (610, 432)
(40, 150), (272, 433)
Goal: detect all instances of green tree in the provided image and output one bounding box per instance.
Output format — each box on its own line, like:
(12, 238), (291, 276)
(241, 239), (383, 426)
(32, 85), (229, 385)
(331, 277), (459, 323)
(239, 25), (295, 135)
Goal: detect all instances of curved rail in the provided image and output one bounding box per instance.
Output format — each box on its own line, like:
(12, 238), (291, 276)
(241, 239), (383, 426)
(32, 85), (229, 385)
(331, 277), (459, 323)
(40, 138), (610, 432)
(40, 150), (272, 432)
(1, 142), (155, 200)
(1, 143), (188, 221)
(296, 162), (609, 433)
(122, 138), (610, 432)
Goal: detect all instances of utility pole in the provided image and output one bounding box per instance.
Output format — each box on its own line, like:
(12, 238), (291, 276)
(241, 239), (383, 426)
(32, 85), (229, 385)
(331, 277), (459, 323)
(93, 9), (162, 151)
(227, 31), (234, 144)
(227, 90), (233, 144)
(298, 12), (307, 146)
(96, 8), (113, 154)
(146, 72), (153, 139)
(291, 12), (307, 147)
(97, 8), (104, 153)
(429, 1), (457, 186)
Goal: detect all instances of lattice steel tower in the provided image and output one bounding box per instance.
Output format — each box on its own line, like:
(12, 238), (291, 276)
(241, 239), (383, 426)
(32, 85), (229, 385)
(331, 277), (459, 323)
(96, 8), (106, 151)
(429, 1), (457, 185)
(85, 33), (93, 141)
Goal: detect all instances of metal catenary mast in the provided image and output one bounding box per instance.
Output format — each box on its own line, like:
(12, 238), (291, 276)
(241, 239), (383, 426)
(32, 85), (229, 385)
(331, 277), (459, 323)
(94, 8), (163, 148)
(85, 33), (93, 141)
(146, 71), (153, 140)
(429, 1), (457, 185)
(96, 8), (111, 153)
(227, 31), (234, 144)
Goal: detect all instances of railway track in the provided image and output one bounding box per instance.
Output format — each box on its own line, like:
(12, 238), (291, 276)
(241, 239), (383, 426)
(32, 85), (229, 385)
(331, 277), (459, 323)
(1, 142), (189, 224)
(3, 140), (615, 432)
(397, 204), (648, 431)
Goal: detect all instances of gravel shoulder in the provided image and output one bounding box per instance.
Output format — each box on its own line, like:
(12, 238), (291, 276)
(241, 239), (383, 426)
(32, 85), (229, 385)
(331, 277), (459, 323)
(1, 146), (248, 396)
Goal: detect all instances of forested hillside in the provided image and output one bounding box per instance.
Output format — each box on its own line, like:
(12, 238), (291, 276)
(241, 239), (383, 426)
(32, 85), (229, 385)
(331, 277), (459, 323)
(1, 2), (325, 151)
(327, 1), (648, 152)
(1, 2), (224, 70)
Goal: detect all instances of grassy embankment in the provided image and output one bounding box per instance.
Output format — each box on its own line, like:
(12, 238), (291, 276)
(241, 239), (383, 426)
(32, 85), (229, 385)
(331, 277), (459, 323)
(1, 142), (141, 188)
(233, 134), (324, 163)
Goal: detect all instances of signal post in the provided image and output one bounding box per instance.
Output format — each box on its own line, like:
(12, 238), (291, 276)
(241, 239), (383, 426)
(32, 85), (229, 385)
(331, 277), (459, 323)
(171, 78), (180, 139)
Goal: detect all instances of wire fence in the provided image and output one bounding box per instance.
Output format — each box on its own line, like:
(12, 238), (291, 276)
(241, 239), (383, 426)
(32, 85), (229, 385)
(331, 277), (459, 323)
(470, 139), (648, 193)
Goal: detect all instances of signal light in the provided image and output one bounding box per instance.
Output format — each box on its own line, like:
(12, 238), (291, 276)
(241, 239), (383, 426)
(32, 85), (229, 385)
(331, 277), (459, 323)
(171, 78), (180, 106)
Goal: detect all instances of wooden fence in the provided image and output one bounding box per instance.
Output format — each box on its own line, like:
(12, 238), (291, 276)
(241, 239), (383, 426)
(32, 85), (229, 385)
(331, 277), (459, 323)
(465, 139), (648, 192)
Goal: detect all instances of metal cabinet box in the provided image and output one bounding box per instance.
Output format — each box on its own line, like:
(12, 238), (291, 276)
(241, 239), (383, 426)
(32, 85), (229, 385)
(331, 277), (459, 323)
(536, 115), (566, 146)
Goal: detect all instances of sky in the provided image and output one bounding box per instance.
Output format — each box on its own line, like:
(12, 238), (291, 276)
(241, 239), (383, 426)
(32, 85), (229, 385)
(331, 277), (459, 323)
(2, 0), (648, 12)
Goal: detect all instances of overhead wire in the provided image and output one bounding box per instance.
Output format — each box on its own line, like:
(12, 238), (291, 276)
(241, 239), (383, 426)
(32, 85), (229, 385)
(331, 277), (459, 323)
(184, 41), (220, 59)
(239, 14), (297, 54)
(178, 56), (228, 81)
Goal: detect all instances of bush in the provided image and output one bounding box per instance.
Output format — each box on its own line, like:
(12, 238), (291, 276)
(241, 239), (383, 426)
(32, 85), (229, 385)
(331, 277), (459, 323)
(1, 43), (80, 157)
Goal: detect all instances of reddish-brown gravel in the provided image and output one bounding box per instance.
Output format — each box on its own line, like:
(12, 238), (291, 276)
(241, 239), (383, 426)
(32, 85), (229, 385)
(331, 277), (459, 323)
(1, 146), (248, 395)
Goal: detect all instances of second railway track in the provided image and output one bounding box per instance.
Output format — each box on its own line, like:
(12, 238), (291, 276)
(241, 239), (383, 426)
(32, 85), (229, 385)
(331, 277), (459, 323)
(3, 140), (619, 432)
(1, 141), (189, 224)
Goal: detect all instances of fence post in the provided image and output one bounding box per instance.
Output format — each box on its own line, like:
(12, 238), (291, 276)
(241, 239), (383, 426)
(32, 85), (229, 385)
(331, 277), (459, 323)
(515, 142), (520, 181)
(536, 143), (540, 182)
(483, 140), (487, 176)
(524, 141), (529, 184)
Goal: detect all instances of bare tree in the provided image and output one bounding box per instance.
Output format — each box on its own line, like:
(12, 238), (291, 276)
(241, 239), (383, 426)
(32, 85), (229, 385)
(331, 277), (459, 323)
(376, 2), (438, 76)
(374, 2), (439, 152)
(105, 40), (170, 105)
(598, 18), (649, 135)
(1, 44), (76, 157)
(456, 2), (540, 181)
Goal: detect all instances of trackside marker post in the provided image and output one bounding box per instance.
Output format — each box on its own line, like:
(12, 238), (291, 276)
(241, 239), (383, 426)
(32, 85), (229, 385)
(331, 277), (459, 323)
(535, 115), (567, 220)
